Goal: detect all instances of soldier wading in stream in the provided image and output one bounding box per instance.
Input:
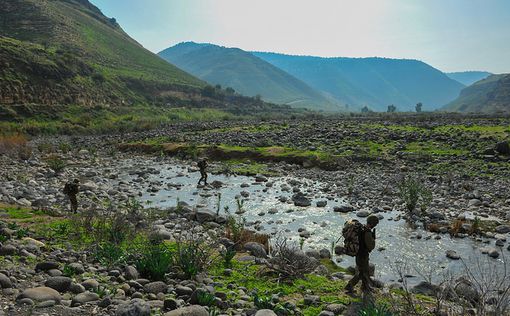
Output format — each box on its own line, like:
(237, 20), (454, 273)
(197, 158), (209, 186)
(63, 179), (80, 213)
(343, 214), (379, 295)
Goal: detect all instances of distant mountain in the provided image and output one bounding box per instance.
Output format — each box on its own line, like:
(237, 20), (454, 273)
(159, 42), (343, 111)
(447, 71), (492, 86)
(0, 0), (204, 109)
(252, 52), (465, 112)
(444, 74), (510, 113)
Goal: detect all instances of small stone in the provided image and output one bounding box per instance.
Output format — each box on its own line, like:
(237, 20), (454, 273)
(45, 276), (72, 292)
(0, 273), (12, 289)
(446, 250), (461, 260)
(164, 305), (208, 316)
(144, 281), (168, 295)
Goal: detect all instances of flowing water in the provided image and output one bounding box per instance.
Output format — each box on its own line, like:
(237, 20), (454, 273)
(116, 159), (508, 284)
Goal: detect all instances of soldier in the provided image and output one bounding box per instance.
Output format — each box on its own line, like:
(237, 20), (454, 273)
(63, 179), (80, 213)
(197, 158), (208, 186)
(344, 214), (379, 294)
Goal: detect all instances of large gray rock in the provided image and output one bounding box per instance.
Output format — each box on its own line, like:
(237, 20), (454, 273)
(125, 266), (139, 280)
(195, 210), (216, 223)
(244, 242), (267, 258)
(495, 225), (510, 234)
(17, 287), (62, 303)
(292, 193), (311, 207)
(45, 276), (72, 292)
(411, 281), (440, 296)
(0, 273), (12, 288)
(446, 250), (460, 260)
(495, 141), (510, 155)
(164, 305), (208, 316)
(35, 261), (59, 272)
(0, 244), (17, 256)
(255, 310), (277, 316)
(144, 281), (168, 294)
(116, 298), (151, 316)
(71, 291), (100, 306)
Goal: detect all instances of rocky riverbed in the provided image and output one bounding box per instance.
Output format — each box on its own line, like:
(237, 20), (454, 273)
(1, 116), (510, 315)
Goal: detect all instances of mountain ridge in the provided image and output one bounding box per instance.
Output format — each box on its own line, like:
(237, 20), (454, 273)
(253, 51), (465, 111)
(159, 42), (343, 111)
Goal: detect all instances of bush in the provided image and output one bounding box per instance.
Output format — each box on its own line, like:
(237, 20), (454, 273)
(135, 243), (173, 281)
(94, 242), (126, 268)
(196, 290), (216, 307)
(0, 134), (32, 160)
(174, 229), (214, 279)
(266, 235), (318, 281)
(45, 155), (66, 172)
(397, 174), (432, 215)
(358, 303), (393, 316)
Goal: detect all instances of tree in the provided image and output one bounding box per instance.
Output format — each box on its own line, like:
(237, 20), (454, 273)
(215, 84), (222, 90)
(225, 87), (235, 95)
(415, 102), (423, 113)
(201, 85), (216, 98)
(387, 104), (397, 113)
(361, 106), (370, 113)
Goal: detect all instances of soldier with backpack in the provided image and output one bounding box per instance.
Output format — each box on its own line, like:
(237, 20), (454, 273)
(63, 179), (80, 213)
(343, 214), (379, 294)
(197, 158), (209, 186)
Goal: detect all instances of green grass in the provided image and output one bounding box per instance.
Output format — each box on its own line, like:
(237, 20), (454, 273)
(1, 206), (46, 219)
(403, 141), (468, 156)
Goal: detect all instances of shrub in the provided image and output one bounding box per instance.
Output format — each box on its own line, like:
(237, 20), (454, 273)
(62, 264), (79, 277)
(220, 246), (236, 268)
(266, 235), (318, 281)
(135, 243), (173, 281)
(59, 142), (71, 153)
(0, 134), (32, 160)
(94, 242), (126, 268)
(358, 303), (393, 316)
(254, 294), (274, 310)
(16, 227), (29, 239)
(174, 229), (214, 279)
(45, 155), (66, 172)
(196, 290), (216, 307)
(397, 174), (432, 215)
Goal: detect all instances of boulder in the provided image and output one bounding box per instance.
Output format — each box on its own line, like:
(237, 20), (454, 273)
(164, 305), (208, 316)
(495, 225), (510, 234)
(116, 298), (151, 316)
(71, 291), (100, 307)
(0, 273), (12, 288)
(35, 261), (59, 272)
(292, 192), (311, 207)
(445, 250), (461, 260)
(144, 281), (168, 294)
(45, 276), (72, 292)
(125, 265), (139, 280)
(17, 287), (61, 303)
(333, 205), (355, 213)
(255, 310), (277, 316)
(244, 242), (267, 258)
(495, 141), (510, 155)
(411, 281), (440, 296)
(195, 210), (216, 223)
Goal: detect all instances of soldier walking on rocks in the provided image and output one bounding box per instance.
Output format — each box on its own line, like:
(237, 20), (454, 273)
(197, 158), (209, 186)
(63, 179), (80, 213)
(344, 215), (379, 294)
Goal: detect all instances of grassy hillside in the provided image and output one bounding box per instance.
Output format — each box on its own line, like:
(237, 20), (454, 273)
(253, 52), (465, 112)
(447, 71), (492, 86)
(444, 74), (510, 113)
(159, 42), (343, 111)
(0, 0), (205, 109)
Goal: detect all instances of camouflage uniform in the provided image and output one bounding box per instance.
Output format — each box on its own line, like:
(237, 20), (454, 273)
(197, 159), (208, 185)
(63, 180), (79, 213)
(345, 215), (378, 293)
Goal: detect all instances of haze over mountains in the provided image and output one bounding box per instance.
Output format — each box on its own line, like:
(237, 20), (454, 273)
(446, 71), (492, 86)
(160, 42), (469, 112)
(253, 52), (466, 112)
(159, 42), (342, 111)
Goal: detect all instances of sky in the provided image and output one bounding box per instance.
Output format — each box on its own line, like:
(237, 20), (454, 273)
(90, 0), (510, 74)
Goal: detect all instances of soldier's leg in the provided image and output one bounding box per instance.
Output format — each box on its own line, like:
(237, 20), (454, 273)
(70, 195), (78, 213)
(345, 271), (360, 292)
(204, 172), (208, 185)
(359, 257), (372, 292)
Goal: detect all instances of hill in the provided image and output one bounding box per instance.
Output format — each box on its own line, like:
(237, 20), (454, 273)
(159, 42), (343, 111)
(447, 71), (492, 86)
(444, 74), (510, 113)
(252, 52), (465, 112)
(0, 0), (207, 110)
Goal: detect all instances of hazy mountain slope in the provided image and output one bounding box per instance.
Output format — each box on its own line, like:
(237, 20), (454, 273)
(0, 0), (204, 109)
(447, 71), (492, 86)
(252, 52), (465, 111)
(444, 74), (510, 113)
(159, 42), (342, 111)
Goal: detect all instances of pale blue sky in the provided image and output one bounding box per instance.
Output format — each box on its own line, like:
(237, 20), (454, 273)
(90, 0), (510, 73)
